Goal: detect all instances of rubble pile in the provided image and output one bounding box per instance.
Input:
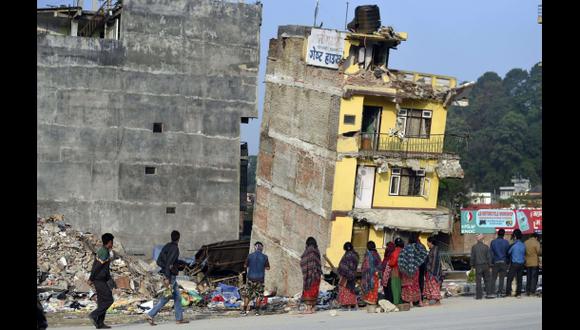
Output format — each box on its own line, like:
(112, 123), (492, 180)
(37, 215), (165, 314)
(343, 68), (451, 102)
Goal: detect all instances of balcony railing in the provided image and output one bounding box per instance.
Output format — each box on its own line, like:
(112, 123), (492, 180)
(357, 133), (468, 156)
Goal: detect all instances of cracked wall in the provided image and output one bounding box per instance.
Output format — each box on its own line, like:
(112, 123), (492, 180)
(252, 27), (341, 295)
(37, 0), (262, 256)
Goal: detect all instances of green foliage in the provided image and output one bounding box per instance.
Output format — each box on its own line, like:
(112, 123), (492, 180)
(446, 63), (542, 192)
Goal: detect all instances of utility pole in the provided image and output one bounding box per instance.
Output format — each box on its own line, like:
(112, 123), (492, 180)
(344, 1), (349, 30)
(314, 0), (320, 27)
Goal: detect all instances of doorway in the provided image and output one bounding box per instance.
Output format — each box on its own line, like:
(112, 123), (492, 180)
(360, 106), (382, 150)
(354, 165), (376, 209)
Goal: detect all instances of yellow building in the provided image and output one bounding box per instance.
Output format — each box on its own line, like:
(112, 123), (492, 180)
(325, 30), (471, 265)
(252, 19), (472, 295)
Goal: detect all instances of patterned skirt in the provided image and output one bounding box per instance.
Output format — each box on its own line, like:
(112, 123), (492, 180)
(302, 278), (321, 305)
(424, 273), (442, 301)
(401, 271), (421, 303)
(381, 265), (392, 287)
(338, 277), (357, 306)
(362, 273), (379, 305)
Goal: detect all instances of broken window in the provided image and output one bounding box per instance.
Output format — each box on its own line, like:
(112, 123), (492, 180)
(166, 207), (176, 214)
(153, 123), (163, 133)
(389, 168), (427, 196)
(145, 166), (156, 175)
(344, 42), (390, 71)
(344, 115), (356, 125)
(397, 109), (432, 138)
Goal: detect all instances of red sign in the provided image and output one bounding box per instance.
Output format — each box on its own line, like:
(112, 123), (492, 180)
(501, 209), (542, 235)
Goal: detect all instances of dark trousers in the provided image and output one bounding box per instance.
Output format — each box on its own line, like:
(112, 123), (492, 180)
(526, 266), (539, 295)
(474, 265), (491, 299)
(90, 280), (114, 326)
(383, 279), (394, 304)
(490, 261), (507, 295)
(418, 263), (426, 299)
(506, 263), (524, 296)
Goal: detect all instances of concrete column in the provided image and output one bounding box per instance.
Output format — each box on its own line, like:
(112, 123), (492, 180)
(70, 20), (78, 37)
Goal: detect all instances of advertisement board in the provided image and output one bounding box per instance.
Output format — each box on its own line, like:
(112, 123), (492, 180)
(460, 208), (541, 235)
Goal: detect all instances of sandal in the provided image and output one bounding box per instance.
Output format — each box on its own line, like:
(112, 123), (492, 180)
(145, 315), (157, 326)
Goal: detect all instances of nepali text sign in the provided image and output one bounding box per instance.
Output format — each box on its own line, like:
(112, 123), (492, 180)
(306, 28), (346, 69)
(460, 208), (541, 235)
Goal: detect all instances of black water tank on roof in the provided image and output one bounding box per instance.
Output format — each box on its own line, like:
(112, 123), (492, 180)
(347, 5), (381, 34)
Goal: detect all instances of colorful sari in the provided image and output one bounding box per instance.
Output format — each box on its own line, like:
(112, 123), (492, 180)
(388, 247), (402, 305)
(424, 246), (442, 301)
(398, 243), (428, 304)
(401, 270), (421, 303)
(361, 250), (382, 305)
(337, 250), (359, 306)
(300, 245), (322, 305)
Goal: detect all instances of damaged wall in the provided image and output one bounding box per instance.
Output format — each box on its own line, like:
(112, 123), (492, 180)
(37, 0), (262, 257)
(252, 27), (341, 295)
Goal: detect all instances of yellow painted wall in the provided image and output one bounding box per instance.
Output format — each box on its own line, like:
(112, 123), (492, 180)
(362, 97), (448, 138)
(373, 160), (440, 209)
(331, 158), (357, 211)
(337, 96), (364, 153)
(369, 226), (386, 257)
(325, 216), (354, 268)
(419, 233), (430, 249)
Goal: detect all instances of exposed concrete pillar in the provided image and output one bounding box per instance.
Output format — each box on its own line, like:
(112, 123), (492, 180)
(71, 20), (78, 37)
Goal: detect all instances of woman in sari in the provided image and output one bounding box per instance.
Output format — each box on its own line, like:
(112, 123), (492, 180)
(388, 238), (404, 305)
(381, 241), (396, 303)
(300, 237), (322, 314)
(424, 237), (443, 305)
(337, 242), (359, 310)
(361, 241), (383, 306)
(398, 235), (429, 307)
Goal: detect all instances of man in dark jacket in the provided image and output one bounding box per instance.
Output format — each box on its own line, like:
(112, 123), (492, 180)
(145, 231), (189, 325)
(490, 229), (510, 297)
(470, 234), (494, 300)
(88, 233), (115, 329)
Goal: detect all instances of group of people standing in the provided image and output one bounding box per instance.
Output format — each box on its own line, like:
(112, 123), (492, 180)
(470, 229), (542, 299)
(336, 234), (443, 310)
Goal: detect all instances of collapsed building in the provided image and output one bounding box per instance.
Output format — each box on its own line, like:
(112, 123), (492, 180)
(252, 5), (473, 295)
(37, 0), (262, 257)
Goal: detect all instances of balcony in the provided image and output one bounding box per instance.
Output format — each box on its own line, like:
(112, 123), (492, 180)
(357, 133), (468, 158)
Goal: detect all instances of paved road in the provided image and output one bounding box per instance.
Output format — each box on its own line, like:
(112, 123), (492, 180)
(55, 296), (541, 330)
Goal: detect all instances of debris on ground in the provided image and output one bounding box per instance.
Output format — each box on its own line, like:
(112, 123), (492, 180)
(37, 215), (166, 314)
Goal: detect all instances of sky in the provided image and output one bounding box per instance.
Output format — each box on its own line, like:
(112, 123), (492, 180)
(38, 0), (542, 155)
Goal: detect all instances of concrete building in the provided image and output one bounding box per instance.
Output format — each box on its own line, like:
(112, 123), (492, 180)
(252, 10), (472, 295)
(37, 0), (262, 257)
(467, 192), (492, 205)
(499, 177), (531, 200)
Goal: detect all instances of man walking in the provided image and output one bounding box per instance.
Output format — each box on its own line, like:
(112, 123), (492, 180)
(470, 234), (494, 300)
(506, 229), (526, 298)
(490, 229), (510, 297)
(145, 231), (189, 325)
(240, 241), (270, 316)
(525, 233), (542, 296)
(88, 233), (115, 329)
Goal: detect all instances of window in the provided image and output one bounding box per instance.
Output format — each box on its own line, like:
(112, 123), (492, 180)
(145, 166), (156, 175)
(389, 167), (430, 197)
(344, 115), (356, 125)
(398, 109), (432, 138)
(166, 207), (176, 214)
(153, 123), (163, 133)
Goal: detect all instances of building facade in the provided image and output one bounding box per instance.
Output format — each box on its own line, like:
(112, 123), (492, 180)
(37, 0), (262, 257)
(253, 21), (470, 295)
